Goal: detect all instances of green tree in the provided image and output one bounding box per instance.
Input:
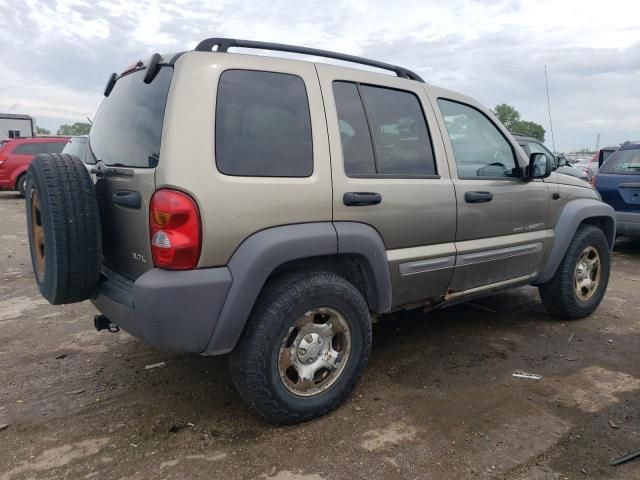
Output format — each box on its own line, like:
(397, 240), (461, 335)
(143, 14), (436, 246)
(57, 122), (91, 136)
(493, 103), (546, 142)
(36, 126), (51, 135)
(493, 103), (521, 131)
(514, 120), (545, 142)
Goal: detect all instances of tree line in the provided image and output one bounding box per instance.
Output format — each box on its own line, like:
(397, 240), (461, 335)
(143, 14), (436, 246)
(493, 104), (545, 142)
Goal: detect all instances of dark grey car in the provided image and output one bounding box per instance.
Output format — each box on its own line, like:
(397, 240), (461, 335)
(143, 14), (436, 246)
(513, 133), (589, 182)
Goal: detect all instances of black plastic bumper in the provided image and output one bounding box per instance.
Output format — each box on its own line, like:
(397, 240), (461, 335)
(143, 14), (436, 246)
(91, 266), (232, 353)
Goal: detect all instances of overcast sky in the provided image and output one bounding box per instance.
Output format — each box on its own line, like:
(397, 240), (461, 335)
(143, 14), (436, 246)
(0, 0), (637, 152)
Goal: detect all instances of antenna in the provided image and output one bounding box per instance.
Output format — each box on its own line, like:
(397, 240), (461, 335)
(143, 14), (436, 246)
(544, 65), (556, 153)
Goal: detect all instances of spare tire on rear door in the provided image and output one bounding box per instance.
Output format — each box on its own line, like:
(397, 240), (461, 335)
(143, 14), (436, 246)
(25, 153), (101, 305)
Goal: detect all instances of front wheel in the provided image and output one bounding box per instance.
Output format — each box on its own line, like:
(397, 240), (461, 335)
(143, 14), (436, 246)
(229, 271), (372, 424)
(17, 173), (27, 197)
(539, 224), (611, 319)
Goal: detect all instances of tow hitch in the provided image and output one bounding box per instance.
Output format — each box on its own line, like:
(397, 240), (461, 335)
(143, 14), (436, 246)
(94, 315), (120, 333)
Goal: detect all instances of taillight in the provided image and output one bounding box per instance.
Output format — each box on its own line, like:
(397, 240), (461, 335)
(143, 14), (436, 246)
(149, 189), (201, 270)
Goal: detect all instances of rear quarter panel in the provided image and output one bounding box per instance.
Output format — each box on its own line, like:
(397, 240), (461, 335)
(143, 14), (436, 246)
(157, 52), (333, 267)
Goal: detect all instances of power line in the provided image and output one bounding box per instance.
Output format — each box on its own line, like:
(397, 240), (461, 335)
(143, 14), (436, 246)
(544, 65), (556, 152)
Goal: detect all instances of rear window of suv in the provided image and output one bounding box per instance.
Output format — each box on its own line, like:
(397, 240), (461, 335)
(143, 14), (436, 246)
(215, 70), (313, 177)
(601, 147), (640, 174)
(88, 66), (173, 168)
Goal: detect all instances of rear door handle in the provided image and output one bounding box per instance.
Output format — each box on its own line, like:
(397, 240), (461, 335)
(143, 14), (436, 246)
(112, 190), (141, 209)
(343, 192), (382, 206)
(465, 191), (493, 203)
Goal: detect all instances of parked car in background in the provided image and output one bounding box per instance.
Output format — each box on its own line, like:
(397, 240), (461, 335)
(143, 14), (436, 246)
(0, 136), (69, 196)
(570, 158), (593, 179)
(588, 145), (620, 179)
(61, 135), (88, 159)
(513, 134), (589, 181)
(595, 141), (640, 237)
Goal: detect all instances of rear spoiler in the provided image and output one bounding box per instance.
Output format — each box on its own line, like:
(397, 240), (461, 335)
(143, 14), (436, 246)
(104, 53), (166, 97)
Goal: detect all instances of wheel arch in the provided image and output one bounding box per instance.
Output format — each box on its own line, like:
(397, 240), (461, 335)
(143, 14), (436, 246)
(202, 222), (391, 355)
(534, 198), (616, 285)
(13, 168), (28, 189)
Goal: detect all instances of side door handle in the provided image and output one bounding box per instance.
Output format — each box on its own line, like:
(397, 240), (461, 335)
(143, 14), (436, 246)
(112, 190), (142, 209)
(343, 192), (382, 206)
(465, 191), (493, 203)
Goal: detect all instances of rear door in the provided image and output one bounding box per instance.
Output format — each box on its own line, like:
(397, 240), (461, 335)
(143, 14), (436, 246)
(316, 64), (457, 308)
(87, 65), (173, 279)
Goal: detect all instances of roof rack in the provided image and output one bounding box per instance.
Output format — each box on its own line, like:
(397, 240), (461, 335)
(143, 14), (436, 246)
(194, 38), (425, 83)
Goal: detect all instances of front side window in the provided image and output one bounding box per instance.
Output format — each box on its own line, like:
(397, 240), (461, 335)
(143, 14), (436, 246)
(215, 70), (313, 177)
(438, 99), (519, 178)
(333, 81), (436, 176)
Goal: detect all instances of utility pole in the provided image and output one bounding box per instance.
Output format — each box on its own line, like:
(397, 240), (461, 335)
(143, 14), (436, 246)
(544, 65), (556, 153)
(595, 133), (600, 152)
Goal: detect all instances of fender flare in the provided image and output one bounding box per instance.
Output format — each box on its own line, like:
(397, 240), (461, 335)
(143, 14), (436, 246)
(203, 222), (391, 355)
(534, 198), (616, 285)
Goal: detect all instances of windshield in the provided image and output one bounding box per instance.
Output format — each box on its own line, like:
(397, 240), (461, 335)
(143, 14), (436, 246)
(88, 66), (172, 168)
(61, 137), (87, 158)
(601, 148), (640, 174)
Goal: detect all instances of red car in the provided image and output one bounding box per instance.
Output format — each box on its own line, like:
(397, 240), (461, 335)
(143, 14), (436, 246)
(0, 137), (69, 196)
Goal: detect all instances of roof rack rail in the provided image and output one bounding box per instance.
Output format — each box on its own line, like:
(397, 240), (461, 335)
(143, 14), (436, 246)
(194, 37), (425, 83)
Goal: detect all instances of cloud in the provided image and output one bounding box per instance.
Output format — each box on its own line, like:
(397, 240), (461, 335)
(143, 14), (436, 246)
(0, 0), (637, 150)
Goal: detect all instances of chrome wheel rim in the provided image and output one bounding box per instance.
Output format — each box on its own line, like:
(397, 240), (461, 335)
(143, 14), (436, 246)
(574, 246), (601, 302)
(278, 307), (351, 397)
(30, 190), (46, 282)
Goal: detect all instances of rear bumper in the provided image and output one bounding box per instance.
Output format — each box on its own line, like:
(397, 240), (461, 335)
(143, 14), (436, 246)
(91, 266), (232, 353)
(616, 211), (640, 237)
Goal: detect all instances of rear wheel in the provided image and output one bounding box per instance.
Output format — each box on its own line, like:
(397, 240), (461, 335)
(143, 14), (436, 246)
(25, 153), (101, 304)
(229, 271), (372, 424)
(539, 225), (610, 319)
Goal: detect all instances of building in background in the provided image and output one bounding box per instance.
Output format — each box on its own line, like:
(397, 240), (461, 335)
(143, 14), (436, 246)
(0, 114), (35, 139)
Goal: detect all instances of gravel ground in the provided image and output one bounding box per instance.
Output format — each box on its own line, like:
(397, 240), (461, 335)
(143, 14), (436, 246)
(1, 191), (639, 480)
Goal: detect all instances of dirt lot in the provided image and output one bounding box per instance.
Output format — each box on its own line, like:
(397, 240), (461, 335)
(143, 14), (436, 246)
(1, 191), (639, 480)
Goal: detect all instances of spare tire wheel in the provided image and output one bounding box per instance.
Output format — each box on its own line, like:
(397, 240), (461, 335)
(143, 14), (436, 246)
(25, 153), (102, 305)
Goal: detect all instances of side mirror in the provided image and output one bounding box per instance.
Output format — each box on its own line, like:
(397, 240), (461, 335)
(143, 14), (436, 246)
(528, 153), (553, 179)
(555, 155), (567, 167)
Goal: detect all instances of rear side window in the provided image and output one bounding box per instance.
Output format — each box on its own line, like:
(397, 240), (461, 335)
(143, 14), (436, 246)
(333, 81), (436, 177)
(89, 67), (173, 168)
(12, 143), (43, 155)
(44, 142), (65, 154)
(215, 70), (313, 177)
(333, 82), (376, 175)
(601, 148), (640, 174)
